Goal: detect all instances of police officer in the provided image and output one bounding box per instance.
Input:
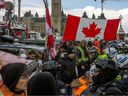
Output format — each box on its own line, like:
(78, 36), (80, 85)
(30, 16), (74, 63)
(83, 58), (123, 95)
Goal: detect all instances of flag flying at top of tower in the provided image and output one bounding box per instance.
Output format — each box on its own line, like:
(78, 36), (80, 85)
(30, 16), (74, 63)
(63, 14), (120, 41)
(43, 0), (56, 59)
(0, 0), (4, 9)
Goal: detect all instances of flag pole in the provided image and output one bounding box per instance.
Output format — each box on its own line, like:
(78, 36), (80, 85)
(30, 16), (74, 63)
(43, 0), (48, 60)
(43, 0), (51, 60)
(43, 0), (47, 49)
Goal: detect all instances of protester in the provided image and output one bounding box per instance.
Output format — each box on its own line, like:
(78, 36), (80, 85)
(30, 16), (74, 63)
(70, 46), (98, 96)
(93, 38), (101, 54)
(55, 45), (68, 61)
(76, 39), (90, 77)
(93, 38), (100, 48)
(27, 50), (42, 61)
(27, 72), (58, 95)
(58, 47), (77, 95)
(99, 40), (106, 54)
(73, 41), (80, 53)
(87, 40), (93, 51)
(89, 46), (99, 64)
(0, 63), (29, 96)
(42, 49), (49, 63)
(71, 72), (92, 96)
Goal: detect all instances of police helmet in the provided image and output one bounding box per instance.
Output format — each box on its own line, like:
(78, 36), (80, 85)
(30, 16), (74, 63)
(23, 61), (39, 76)
(95, 58), (119, 72)
(39, 61), (59, 77)
(107, 41), (114, 47)
(104, 47), (117, 58)
(39, 61), (58, 71)
(113, 54), (128, 69)
(92, 58), (119, 84)
(90, 46), (98, 53)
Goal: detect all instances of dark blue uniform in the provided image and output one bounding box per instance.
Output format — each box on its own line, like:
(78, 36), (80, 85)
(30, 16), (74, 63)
(82, 81), (124, 95)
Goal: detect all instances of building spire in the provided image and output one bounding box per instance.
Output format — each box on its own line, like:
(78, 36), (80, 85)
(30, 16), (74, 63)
(18, 0), (21, 22)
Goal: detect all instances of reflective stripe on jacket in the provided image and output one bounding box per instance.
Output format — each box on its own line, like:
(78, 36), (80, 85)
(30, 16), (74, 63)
(77, 47), (89, 62)
(98, 54), (107, 59)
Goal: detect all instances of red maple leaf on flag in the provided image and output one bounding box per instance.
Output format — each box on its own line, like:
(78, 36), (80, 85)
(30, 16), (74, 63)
(82, 22), (101, 37)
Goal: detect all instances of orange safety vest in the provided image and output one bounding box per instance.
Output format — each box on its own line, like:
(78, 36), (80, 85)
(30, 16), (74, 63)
(95, 46), (101, 54)
(73, 77), (89, 96)
(0, 84), (26, 96)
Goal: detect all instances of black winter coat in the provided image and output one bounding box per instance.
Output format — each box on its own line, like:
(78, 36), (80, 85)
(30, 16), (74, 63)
(83, 81), (124, 95)
(58, 57), (77, 84)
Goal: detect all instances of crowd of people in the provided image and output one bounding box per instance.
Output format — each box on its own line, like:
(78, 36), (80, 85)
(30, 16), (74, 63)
(0, 37), (128, 95)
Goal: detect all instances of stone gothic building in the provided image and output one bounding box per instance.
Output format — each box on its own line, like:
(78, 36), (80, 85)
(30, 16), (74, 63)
(21, 0), (66, 37)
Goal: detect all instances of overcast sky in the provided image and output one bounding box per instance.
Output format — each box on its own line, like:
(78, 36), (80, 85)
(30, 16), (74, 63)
(0, 0), (128, 33)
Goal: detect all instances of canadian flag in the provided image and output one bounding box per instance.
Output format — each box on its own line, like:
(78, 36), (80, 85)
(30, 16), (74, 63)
(0, 0), (4, 9)
(63, 15), (120, 41)
(43, 0), (56, 58)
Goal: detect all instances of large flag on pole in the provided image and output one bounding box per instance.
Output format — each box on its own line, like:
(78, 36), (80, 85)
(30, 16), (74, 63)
(43, 0), (56, 59)
(0, 0), (4, 9)
(63, 14), (120, 41)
